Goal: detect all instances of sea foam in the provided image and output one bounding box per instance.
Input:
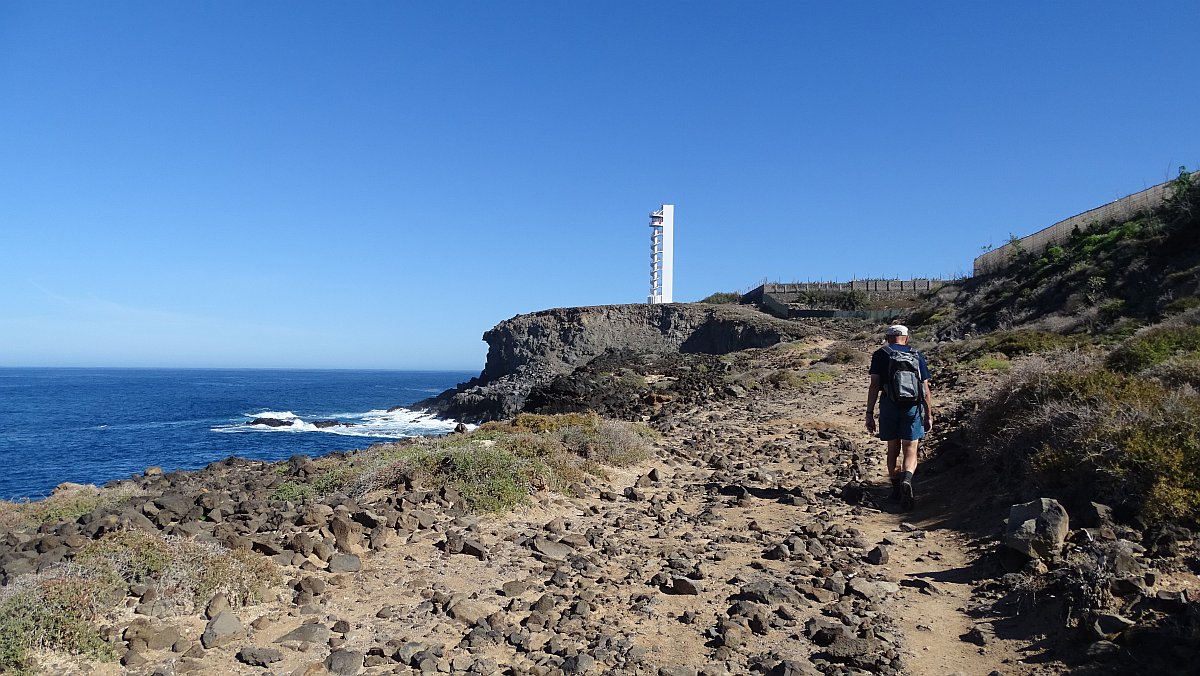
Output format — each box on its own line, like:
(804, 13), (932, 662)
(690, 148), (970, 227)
(211, 407), (467, 439)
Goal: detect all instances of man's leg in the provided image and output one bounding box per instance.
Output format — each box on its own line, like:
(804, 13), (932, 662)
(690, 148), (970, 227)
(901, 440), (919, 473)
(886, 439), (902, 500)
(899, 439), (919, 510)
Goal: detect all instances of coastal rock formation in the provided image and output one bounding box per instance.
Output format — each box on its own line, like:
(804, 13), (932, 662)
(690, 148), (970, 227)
(418, 303), (808, 422)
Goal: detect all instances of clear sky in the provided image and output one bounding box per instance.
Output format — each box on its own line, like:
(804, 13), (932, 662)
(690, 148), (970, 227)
(1, 2), (1197, 369)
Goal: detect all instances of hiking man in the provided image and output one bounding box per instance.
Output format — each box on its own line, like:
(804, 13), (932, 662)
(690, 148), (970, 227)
(864, 324), (932, 511)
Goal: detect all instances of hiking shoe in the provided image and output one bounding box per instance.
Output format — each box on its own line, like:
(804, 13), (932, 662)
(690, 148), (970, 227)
(900, 481), (915, 511)
(888, 484), (901, 501)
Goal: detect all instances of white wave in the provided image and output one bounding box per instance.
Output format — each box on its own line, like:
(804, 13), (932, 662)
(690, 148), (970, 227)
(211, 407), (470, 439)
(248, 410), (298, 420)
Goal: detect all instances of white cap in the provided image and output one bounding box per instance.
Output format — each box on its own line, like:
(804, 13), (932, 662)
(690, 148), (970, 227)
(885, 324), (909, 337)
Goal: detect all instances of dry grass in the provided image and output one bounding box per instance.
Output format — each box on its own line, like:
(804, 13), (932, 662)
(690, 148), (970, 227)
(0, 530), (279, 673)
(0, 566), (118, 673)
(74, 530), (280, 612)
(0, 483), (147, 530)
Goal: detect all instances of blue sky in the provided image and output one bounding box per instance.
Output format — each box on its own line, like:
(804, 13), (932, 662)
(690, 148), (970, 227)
(1, 2), (1197, 369)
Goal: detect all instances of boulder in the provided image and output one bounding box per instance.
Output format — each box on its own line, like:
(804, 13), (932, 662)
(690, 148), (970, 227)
(275, 623), (331, 644)
(200, 611), (245, 649)
(1005, 498), (1069, 560)
(446, 599), (492, 626)
(1092, 613), (1135, 640)
(531, 537), (573, 561)
(867, 545), (889, 565)
(325, 649), (364, 675)
(328, 553), (361, 573)
(313, 420), (350, 429)
(237, 646), (284, 666)
(672, 577), (699, 595)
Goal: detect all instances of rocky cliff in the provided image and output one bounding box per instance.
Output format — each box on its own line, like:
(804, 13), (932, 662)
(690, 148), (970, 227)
(418, 303), (809, 422)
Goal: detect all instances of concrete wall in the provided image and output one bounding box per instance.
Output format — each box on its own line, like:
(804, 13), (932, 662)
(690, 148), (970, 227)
(973, 178), (1179, 275)
(788, 309), (907, 320)
(753, 279), (942, 319)
(756, 279), (942, 295)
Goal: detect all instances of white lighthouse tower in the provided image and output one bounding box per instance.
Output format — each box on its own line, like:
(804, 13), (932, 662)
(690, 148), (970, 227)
(648, 204), (674, 304)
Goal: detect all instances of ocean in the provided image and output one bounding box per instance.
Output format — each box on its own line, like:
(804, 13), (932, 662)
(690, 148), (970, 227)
(0, 368), (474, 501)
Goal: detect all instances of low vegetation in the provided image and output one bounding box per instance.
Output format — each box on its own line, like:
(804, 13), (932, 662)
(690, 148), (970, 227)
(698, 291), (741, 304)
(967, 347), (1200, 522)
(823, 344), (867, 365)
(1106, 320), (1200, 373)
(969, 355), (1011, 371)
(0, 484), (146, 530)
(269, 413), (655, 512)
(0, 531), (278, 673)
(0, 567), (117, 673)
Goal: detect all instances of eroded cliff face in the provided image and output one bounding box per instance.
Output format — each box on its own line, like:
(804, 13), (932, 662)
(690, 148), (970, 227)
(418, 303), (808, 423)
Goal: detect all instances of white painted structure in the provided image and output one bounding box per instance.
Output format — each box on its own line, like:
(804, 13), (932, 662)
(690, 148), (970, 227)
(648, 204), (674, 304)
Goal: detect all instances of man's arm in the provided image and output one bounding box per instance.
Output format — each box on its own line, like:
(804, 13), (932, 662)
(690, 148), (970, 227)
(922, 380), (934, 431)
(865, 374), (881, 434)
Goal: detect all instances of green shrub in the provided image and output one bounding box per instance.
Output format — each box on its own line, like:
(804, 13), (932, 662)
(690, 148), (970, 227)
(699, 291), (741, 304)
(270, 480), (316, 503)
(1163, 295), (1200, 315)
(1143, 354), (1200, 388)
(765, 369), (804, 388)
(970, 355), (1012, 371)
(1107, 324), (1200, 373)
(75, 530), (279, 611)
(977, 330), (1085, 357)
(1036, 245), (1065, 268)
(1098, 299), (1126, 323)
(74, 531), (172, 585)
(0, 530), (279, 673)
(801, 371), (835, 385)
(823, 344), (866, 365)
(512, 412), (599, 434)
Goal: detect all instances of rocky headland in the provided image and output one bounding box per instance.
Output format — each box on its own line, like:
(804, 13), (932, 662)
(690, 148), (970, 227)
(417, 304), (808, 423)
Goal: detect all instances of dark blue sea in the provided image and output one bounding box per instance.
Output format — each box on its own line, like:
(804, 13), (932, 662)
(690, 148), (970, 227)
(0, 368), (474, 501)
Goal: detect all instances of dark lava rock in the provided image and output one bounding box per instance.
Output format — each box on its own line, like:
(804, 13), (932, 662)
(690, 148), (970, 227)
(562, 653), (597, 673)
(248, 417), (292, 427)
(325, 649), (364, 675)
(313, 420), (353, 429)
(121, 650), (147, 667)
(328, 553), (362, 573)
(237, 646), (284, 666)
(867, 545), (889, 565)
(275, 623), (331, 644)
(672, 577), (700, 595)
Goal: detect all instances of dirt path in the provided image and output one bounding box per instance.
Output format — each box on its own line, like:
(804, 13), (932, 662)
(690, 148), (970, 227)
(730, 360), (1038, 676)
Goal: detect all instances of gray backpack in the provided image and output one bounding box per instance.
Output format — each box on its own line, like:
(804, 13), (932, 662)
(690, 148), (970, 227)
(883, 346), (923, 405)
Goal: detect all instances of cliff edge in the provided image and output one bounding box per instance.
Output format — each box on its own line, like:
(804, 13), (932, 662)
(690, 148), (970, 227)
(418, 303), (809, 422)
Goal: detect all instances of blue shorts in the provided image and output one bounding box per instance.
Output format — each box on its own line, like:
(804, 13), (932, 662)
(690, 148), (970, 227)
(878, 399), (925, 441)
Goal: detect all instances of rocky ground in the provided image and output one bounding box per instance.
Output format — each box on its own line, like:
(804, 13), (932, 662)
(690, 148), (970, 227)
(4, 330), (1198, 675)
